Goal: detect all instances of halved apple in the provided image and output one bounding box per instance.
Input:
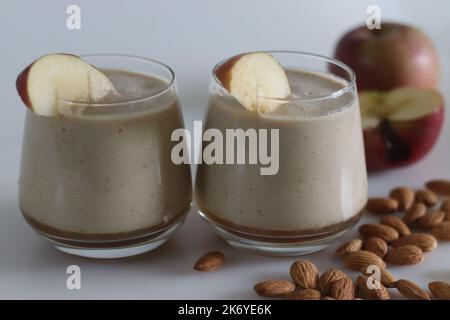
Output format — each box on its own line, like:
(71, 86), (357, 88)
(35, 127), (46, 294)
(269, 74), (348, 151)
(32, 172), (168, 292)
(16, 53), (115, 116)
(360, 87), (444, 171)
(215, 52), (291, 114)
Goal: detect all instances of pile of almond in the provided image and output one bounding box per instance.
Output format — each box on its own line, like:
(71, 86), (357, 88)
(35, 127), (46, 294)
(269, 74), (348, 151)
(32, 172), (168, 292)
(253, 179), (450, 300)
(353, 179), (450, 267)
(253, 259), (450, 300)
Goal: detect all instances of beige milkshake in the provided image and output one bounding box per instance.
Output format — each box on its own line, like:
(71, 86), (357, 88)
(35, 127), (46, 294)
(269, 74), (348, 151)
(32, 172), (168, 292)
(17, 54), (192, 258)
(195, 52), (367, 255)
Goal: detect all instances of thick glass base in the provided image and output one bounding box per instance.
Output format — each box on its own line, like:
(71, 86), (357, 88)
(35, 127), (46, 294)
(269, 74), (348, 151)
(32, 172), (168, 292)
(198, 210), (360, 257)
(34, 217), (186, 260)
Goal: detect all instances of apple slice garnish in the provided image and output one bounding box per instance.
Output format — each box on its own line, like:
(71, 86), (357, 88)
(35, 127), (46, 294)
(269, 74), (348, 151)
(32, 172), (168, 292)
(215, 52), (291, 114)
(359, 87), (444, 171)
(16, 53), (115, 116)
(360, 88), (443, 129)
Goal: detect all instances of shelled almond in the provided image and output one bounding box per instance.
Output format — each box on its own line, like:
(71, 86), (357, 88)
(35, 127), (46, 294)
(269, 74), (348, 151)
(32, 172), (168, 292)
(402, 202), (427, 224)
(425, 179), (450, 196)
(390, 233), (438, 252)
(366, 198), (398, 214)
(380, 215), (411, 236)
(384, 245), (424, 265)
(419, 210), (445, 229)
(415, 189), (438, 206)
(395, 279), (430, 300)
(389, 186), (415, 210)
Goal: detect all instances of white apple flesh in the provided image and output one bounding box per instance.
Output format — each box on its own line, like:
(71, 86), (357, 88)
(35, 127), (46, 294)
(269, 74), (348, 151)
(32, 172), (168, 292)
(360, 88), (444, 171)
(16, 53), (115, 116)
(215, 52), (291, 114)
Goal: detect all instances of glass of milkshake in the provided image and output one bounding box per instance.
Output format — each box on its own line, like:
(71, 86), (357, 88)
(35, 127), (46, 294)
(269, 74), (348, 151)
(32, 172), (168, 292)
(17, 54), (192, 258)
(195, 51), (367, 256)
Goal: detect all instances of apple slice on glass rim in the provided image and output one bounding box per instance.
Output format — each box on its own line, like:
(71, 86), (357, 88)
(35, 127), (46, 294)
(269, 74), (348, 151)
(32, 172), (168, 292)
(359, 87), (444, 171)
(215, 52), (291, 114)
(16, 53), (115, 116)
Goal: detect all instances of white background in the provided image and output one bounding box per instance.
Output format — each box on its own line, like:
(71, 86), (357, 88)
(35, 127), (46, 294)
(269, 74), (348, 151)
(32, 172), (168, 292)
(0, 0), (449, 299)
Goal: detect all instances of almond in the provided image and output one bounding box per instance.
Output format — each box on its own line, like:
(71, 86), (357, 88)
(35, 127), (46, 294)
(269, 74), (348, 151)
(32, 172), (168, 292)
(253, 280), (296, 297)
(361, 267), (397, 288)
(359, 224), (399, 242)
(384, 245), (424, 265)
(343, 250), (386, 271)
(428, 281), (450, 300)
(321, 296), (336, 300)
(425, 179), (450, 196)
(431, 221), (450, 240)
(283, 288), (322, 300)
(415, 189), (438, 206)
(335, 239), (363, 257)
(318, 268), (348, 295)
(389, 186), (415, 210)
(330, 278), (357, 300)
(403, 202), (427, 224)
(356, 275), (390, 300)
(395, 279), (430, 300)
(363, 237), (388, 257)
(419, 210), (445, 229)
(193, 251), (225, 272)
(366, 198), (398, 214)
(391, 233), (438, 252)
(380, 215), (411, 237)
(289, 260), (319, 289)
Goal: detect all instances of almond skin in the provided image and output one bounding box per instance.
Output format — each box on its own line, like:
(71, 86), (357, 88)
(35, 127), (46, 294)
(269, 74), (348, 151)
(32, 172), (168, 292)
(363, 237), (388, 258)
(283, 289), (322, 300)
(415, 189), (438, 206)
(289, 260), (319, 289)
(431, 221), (450, 240)
(428, 281), (450, 300)
(359, 224), (399, 242)
(254, 280), (296, 297)
(380, 215), (411, 237)
(318, 269), (348, 296)
(335, 239), (363, 257)
(390, 186), (415, 210)
(356, 275), (390, 300)
(361, 267), (397, 288)
(343, 250), (386, 271)
(426, 179), (450, 196)
(419, 210), (445, 229)
(395, 279), (431, 300)
(384, 245), (424, 265)
(366, 198), (398, 214)
(403, 202), (427, 224)
(391, 233), (438, 252)
(330, 278), (357, 300)
(193, 251), (225, 272)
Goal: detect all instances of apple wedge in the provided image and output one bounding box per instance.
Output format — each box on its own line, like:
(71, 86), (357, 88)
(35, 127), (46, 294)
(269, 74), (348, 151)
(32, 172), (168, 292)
(16, 53), (115, 116)
(215, 52), (291, 114)
(360, 87), (444, 171)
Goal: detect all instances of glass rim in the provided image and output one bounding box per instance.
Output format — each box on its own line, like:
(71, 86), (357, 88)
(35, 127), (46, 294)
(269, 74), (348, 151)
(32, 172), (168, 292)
(60, 54), (176, 107)
(211, 50), (356, 103)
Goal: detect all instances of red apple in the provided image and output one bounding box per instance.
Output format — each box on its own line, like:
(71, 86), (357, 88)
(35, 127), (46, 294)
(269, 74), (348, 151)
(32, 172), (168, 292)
(334, 23), (439, 91)
(16, 53), (114, 116)
(360, 88), (444, 171)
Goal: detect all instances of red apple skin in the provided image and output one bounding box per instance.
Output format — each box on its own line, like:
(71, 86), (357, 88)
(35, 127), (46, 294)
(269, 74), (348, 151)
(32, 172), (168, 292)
(363, 105), (444, 172)
(16, 64), (32, 109)
(334, 23), (439, 91)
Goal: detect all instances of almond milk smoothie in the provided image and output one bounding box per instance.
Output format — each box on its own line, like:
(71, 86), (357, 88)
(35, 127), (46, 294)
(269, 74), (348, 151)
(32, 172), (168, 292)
(195, 52), (367, 255)
(17, 55), (192, 258)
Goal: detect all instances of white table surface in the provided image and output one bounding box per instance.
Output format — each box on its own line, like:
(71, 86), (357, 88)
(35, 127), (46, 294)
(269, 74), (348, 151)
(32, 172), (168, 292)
(0, 0), (449, 299)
